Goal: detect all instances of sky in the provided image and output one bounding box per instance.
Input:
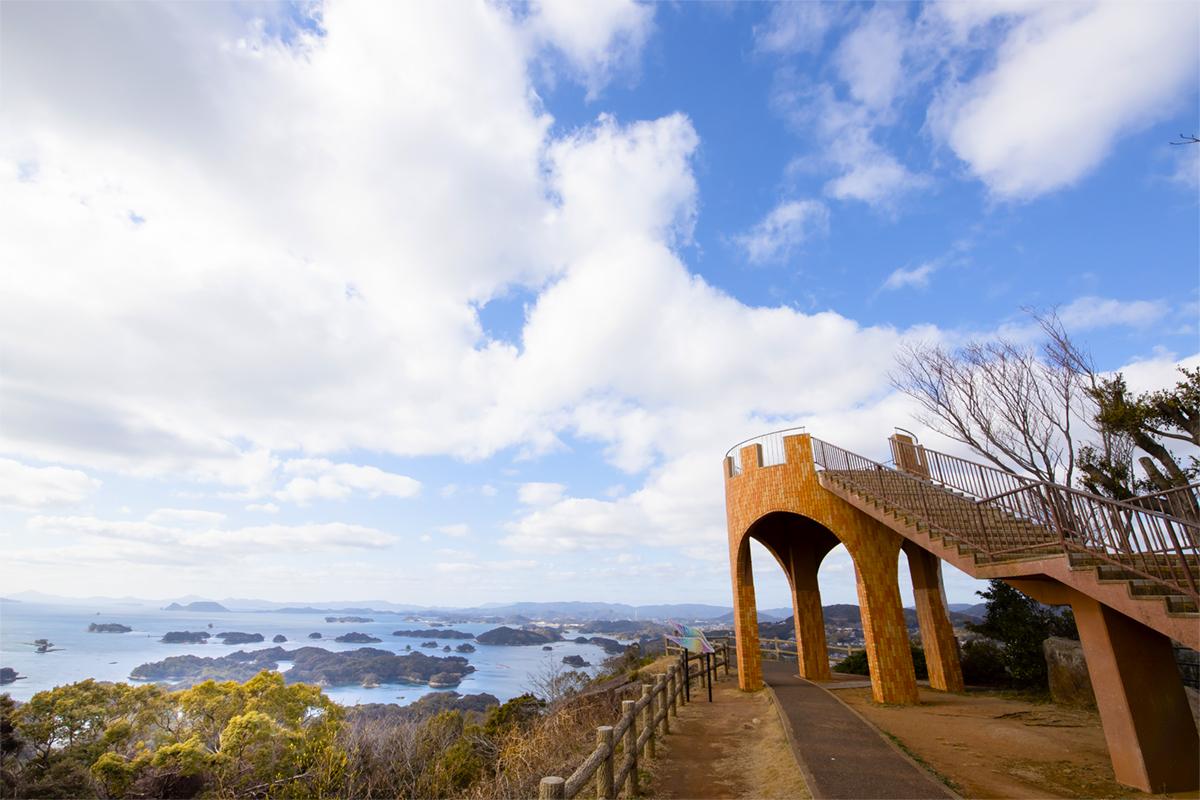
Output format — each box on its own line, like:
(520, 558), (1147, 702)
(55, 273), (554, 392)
(1, 0), (1197, 611)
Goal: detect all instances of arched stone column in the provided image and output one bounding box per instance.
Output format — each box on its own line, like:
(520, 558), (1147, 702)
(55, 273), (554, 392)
(903, 541), (964, 692)
(750, 514), (839, 682)
(730, 535), (763, 690)
(848, 533), (919, 705)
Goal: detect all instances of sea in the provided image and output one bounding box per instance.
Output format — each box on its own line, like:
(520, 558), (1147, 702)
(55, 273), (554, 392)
(0, 600), (623, 707)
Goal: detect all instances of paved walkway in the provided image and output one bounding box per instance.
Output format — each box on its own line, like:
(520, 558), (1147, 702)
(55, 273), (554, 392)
(762, 662), (956, 800)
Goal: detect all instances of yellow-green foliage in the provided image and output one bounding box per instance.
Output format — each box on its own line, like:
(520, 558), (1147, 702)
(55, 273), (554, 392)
(4, 671), (345, 799)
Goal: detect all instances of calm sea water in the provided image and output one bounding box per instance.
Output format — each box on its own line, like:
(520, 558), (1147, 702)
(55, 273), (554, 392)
(0, 601), (618, 706)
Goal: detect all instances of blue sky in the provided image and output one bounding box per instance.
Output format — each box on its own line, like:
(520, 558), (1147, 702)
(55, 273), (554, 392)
(0, 1), (1196, 611)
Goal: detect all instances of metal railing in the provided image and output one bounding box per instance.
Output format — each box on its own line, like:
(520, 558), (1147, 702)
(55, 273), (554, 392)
(725, 427), (805, 476)
(814, 437), (1199, 602)
(1129, 482), (1200, 523)
(538, 644), (729, 799)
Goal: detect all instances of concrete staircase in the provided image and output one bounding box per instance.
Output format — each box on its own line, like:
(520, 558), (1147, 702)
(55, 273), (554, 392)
(812, 446), (1199, 648)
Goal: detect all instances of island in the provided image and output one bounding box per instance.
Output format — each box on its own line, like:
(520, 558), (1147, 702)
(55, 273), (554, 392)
(454, 643), (476, 653)
(88, 623), (132, 633)
(163, 601), (230, 613)
(391, 628), (474, 639)
(308, 632), (323, 639)
(542, 646), (553, 651)
(0, 667), (22, 684)
(475, 626), (562, 646)
(130, 646), (475, 689)
(334, 632), (382, 643)
(325, 616), (373, 623)
(273, 635), (287, 643)
(160, 631), (211, 644)
(214, 632), (264, 645)
(562, 655), (591, 668)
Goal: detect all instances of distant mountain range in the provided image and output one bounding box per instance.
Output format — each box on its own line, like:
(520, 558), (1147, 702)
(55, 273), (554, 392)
(6, 592), (989, 624)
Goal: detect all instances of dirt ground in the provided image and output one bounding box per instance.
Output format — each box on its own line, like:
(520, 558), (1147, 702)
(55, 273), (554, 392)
(836, 686), (1200, 800)
(641, 678), (811, 800)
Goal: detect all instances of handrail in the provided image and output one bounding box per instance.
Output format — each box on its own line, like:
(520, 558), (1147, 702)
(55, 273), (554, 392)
(812, 436), (1199, 602)
(540, 643), (730, 799)
(724, 426), (806, 475)
(897, 438), (1198, 527)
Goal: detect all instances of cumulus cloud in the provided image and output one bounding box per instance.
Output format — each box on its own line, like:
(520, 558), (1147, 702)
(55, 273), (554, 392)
(436, 523), (471, 538)
(735, 199), (829, 263)
(528, 0), (655, 97)
(146, 508), (227, 527)
(930, 2), (1199, 199)
(0, 458), (99, 510)
(274, 459), (421, 506)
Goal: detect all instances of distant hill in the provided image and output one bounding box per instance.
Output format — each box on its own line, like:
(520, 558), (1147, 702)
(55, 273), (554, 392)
(948, 602), (987, 619)
(163, 601), (230, 613)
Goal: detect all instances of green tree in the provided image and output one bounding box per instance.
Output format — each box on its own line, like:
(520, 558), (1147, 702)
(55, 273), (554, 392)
(966, 580), (1077, 688)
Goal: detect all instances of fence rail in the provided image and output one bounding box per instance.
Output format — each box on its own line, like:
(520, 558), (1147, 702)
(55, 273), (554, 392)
(817, 437), (1199, 602)
(539, 643), (730, 799)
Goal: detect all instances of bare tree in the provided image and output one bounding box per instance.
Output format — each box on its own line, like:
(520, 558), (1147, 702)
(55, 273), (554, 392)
(890, 314), (1093, 484)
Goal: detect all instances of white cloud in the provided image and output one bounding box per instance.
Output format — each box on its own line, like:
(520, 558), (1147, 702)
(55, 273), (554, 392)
(146, 508), (227, 527)
(245, 502), (279, 514)
(27, 514), (397, 556)
(0, 458), (100, 510)
(436, 523), (471, 538)
(931, 2), (1200, 199)
(527, 0), (654, 98)
(735, 199), (829, 263)
(882, 262), (937, 291)
(274, 459), (420, 506)
(754, 2), (832, 55)
(834, 5), (907, 111)
(518, 482), (567, 506)
(1059, 296), (1169, 330)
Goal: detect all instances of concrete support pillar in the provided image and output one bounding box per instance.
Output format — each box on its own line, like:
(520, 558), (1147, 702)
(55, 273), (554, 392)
(731, 535), (763, 690)
(904, 542), (963, 692)
(1071, 594), (1199, 792)
(852, 537), (919, 705)
(788, 544), (831, 681)
(1009, 577), (1200, 793)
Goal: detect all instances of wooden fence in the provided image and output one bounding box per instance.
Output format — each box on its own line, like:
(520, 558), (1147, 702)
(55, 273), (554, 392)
(538, 643), (730, 799)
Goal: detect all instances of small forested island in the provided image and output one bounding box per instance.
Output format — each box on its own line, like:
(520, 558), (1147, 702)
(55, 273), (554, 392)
(542, 646), (553, 651)
(392, 628), (474, 639)
(326, 616), (373, 623)
(0, 667), (22, 684)
(160, 631), (210, 644)
(335, 632), (382, 643)
(163, 601), (230, 612)
(476, 626), (562, 646)
(214, 632), (264, 645)
(561, 655), (590, 668)
(273, 634), (287, 643)
(455, 643), (476, 653)
(130, 646), (474, 688)
(421, 641), (439, 648)
(308, 632), (323, 639)
(87, 623), (132, 633)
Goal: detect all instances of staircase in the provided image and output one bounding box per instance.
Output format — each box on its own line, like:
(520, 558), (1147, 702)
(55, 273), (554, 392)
(810, 437), (1199, 644)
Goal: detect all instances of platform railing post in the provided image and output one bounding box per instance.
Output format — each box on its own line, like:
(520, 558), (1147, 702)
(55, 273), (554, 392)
(539, 776), (565, 799)
(642, 683), (655, 758)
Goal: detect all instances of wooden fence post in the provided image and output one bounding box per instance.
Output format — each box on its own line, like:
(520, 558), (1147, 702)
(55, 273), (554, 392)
(641, 683), (655, 758)
(668, 665), (678, 717)
(623, 699), (638, 797)
(539, 776), (565, 799)
(657, 673), (669, 734)
(596, 726), (614, 800)
(724, 642), (730, 677)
